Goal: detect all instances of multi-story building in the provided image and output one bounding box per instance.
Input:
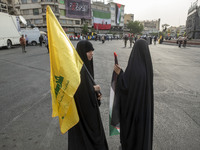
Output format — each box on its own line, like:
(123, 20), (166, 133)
(10, 0), (125, 35)
(14, 0), (92, 35)
(178, 25), (186, 36)
(124, 13), (134, 24)
(140, 19), (160, 35)
(186, 0), (200, 39)
(123, 13), (134, 33)
(91, 1), (125, 35)
(167, 26), (177, 37)
(0, 0), (8, 13)
(108, 1), (124, 34)
(91, 1), (110, 34)
(167, 25), (186, 38)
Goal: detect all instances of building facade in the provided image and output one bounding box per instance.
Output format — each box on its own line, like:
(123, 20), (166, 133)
(108, 2), (124, 34)
(124, 13), (134, 24)
(140, 19), (160, 35)
(91, 1), (110, 33)
(167, 25), (186, 38)
(14, 0), (92, 34)
(123, 13), (134, 33)
(11, 0), (125, 35)
(0, 0), (8, 13)
(186, 0), (200, 39)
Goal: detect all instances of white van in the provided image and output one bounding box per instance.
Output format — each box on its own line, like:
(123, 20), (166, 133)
(21, 27), (40, 46)
(0, 12), (21, 48)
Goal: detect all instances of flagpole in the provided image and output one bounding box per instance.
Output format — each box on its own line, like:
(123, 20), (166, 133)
(83, 64), (96, 85)
(83, 64), (102, 106)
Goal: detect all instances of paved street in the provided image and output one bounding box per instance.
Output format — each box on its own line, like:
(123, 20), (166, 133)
(0, 40), (200, 150)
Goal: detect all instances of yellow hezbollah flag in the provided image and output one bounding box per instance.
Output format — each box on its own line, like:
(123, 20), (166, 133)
(46, 6), (83, 134)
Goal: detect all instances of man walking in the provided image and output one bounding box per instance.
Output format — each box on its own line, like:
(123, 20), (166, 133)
(123, 34), (128, 47)
(19, 35), (26, 53)
(129, 34), (134, 48)
(39, 35), (43, 47)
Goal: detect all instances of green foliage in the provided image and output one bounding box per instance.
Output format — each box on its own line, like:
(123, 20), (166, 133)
(91, 28), (95, 33)
(127, 21), (144, 34)
(82, 24), (89, 35)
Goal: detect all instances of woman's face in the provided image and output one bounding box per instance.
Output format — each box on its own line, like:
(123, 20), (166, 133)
(86, 50), (93, 61)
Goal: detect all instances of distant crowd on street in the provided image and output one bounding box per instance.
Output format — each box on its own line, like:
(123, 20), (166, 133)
(19, 31), (189, 54)
(122, 33), (159, 48)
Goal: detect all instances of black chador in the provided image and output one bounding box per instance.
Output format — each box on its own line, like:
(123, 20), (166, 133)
(68, 40), (108, 150)
(116, 39), (154, 150)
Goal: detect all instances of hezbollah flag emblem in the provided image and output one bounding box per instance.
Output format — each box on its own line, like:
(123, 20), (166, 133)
(46, 6), (83, 134)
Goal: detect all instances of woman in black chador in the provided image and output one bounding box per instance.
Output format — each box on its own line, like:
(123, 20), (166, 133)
(68, 40), (108, 150)
(114, 39), (154, 150)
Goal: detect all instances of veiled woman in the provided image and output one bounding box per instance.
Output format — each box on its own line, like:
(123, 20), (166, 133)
(68, 40), (108, 150)
(114, 39), (154, 150)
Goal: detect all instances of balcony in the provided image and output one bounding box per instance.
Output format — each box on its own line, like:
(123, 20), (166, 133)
(40, 0), (59, 5)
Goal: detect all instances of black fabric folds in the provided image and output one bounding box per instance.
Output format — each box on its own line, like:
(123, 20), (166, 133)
(116, 39), (154, 150)
(68, 40), (108, 150)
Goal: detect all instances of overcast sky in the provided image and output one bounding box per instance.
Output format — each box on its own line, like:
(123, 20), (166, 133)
(105, 0), (199, 27)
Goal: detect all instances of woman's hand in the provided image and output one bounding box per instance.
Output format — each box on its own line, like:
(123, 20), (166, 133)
(114, 64), (121, 75)
(94, 85), (101, 91)
(96, 92), (102, 100)
(94, 85), (102, 101)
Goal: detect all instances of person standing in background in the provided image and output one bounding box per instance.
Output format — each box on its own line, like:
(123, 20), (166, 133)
(25, 35), (28, 46)
(129, 34), (134, 48)
(39, 35), (44, 47)
(19, 35), (26, 53)
(123, 35), (128, 47)
(44, 35), (49, 53)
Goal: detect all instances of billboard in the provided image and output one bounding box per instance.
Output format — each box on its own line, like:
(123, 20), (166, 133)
(93, 10), (111, 30)
(66, 0), (91, 19)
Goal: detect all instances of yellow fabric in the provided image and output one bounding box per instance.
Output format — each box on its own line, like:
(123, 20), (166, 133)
(46, 6), (83, 134)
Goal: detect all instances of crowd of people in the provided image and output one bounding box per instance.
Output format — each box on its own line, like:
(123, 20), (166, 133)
(122, 34), (159, 48)
(19, 34), (49, 53)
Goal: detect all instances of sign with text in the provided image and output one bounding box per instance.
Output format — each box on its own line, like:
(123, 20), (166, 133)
(65, 0), (91, 19)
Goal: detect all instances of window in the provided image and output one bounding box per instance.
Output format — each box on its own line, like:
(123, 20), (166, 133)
(32, 0), (38, 3)
(67, 20), (73, 25)
(23, 10), (29, 15)
(75, 20), (80, 25)
(34, 19), (41, 24)
(60, 19), (67, 24)
(21, 0), (27, 4)
(60, 10), (66, 16)
(33, 9), (39, 15)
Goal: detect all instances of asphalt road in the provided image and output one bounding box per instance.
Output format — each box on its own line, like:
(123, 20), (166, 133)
(0, 40), (199, 150)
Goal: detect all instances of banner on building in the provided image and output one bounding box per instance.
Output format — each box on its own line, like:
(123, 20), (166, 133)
(116, 3), (122, 25)
(93, 10), (111, 30)
(66, 0), (91, 19)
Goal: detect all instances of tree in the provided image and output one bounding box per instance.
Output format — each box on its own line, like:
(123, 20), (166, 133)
(127, 21), (144, 34)
(82, 23), (89, 35)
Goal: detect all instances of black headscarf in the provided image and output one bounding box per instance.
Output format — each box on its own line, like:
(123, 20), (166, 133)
(117, 39), (154, 150)
(76, 40), (94, 78)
